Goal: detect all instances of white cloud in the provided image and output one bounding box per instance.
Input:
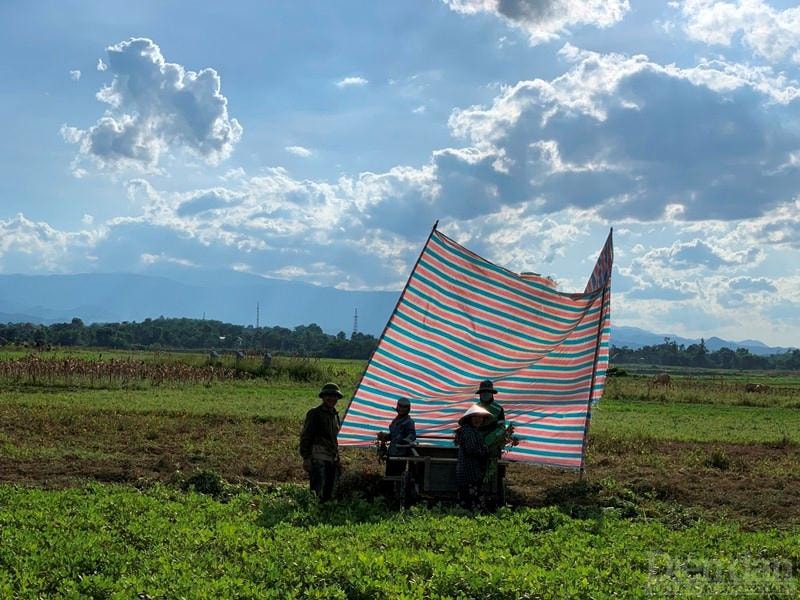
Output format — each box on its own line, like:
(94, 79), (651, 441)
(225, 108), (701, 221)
(723, 198), (800, 249)
(96, 59), (107, 71)
(679, 0), (800, 64)
(435, 44), (800, 223)
(336, 76), (368, 88)
(285, 145), (313, 157)
(140, 252), (196, 267)
(0, 214), (97, 273)
(102, 171), (433, 289)
(220, 167), (246, 181)
(69, 70), (81, 81)
(82, 214), (94, 225)
(62, 38), (242, 175)
(633, 238), (762, 272)
(443, 0), (630, 45)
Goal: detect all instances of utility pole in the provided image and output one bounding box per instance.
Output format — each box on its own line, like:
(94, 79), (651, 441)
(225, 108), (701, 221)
(352, 308), (358, 338)
(256, 302), (260, 328)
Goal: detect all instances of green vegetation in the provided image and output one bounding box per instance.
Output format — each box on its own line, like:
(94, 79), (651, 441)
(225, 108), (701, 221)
(614, 338), (800, 370)
(1, 484), (798, 599)
(594, 398), (800, 443)
(0, 317), (378, 358)
(1, 351), (799, 596)
(4, 316), (799, 370)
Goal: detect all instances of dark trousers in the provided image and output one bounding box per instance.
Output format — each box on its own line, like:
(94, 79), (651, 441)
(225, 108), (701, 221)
(309, 459), (337, 501)
(458, 481), (482, 510)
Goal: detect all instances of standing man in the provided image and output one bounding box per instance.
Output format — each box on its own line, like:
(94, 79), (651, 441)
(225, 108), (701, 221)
(475, 379), (506, 449)
(299, 382), (343, 501)
(377, 397), (417, 476)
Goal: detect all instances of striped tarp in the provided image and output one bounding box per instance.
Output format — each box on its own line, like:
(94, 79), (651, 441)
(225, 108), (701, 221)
(338, 228), (612, 470)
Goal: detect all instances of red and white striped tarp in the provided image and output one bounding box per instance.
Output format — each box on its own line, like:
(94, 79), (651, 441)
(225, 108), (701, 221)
(339, 227), (612, 470)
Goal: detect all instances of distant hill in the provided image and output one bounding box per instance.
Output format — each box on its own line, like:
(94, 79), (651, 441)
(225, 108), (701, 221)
(0, 311), (50, 325)
(612, 326), (795, 357)
(0, 272), (396, 336)
(0, 273), (794, 355)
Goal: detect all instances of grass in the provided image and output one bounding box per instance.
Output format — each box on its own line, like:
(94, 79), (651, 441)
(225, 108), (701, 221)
(604, 373), (800, 408)
(592, 397), (800, 444)
(0, 381), (323, 419)
(2, 378), (798, 444)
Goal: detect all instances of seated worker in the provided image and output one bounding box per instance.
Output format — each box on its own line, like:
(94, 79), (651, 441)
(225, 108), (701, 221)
(454, 404), (491, 509)
(376, 397), (416, 476)
(474, 379), (507, 450)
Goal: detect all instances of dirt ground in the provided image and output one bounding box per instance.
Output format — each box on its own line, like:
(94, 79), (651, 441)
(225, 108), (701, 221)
(1, 406), (798, 528)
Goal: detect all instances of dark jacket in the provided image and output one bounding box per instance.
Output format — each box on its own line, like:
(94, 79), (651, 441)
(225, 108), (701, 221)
(299, 404), (341, 462)
(455, 424), (489, 486)
(387, 414), (416, 456)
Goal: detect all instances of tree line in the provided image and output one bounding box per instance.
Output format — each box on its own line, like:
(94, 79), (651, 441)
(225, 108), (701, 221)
(611, 339), (800, 371)
(0, 317), (379, 360)
(2, 319), (798, 370)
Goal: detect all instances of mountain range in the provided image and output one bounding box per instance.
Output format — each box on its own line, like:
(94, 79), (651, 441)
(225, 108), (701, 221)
(0, 272), (794, 355)
(0, 271), (396, 337)
(611, 326), (795, 356)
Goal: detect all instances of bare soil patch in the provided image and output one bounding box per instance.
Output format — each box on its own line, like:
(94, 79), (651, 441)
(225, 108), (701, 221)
(1, 405), (798, 527)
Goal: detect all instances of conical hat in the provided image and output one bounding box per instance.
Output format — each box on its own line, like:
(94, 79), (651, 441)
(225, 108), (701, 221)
(458, 403), (491, 425)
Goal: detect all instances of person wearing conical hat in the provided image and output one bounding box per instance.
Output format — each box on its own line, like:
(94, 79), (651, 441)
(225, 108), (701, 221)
(299, 382), (343, 501)
(474, 379), (506, 449)
(454, 403), (491, 509)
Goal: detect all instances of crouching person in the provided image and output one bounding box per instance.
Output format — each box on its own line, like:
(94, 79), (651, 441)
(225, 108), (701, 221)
(454, 404), (491, 510)
(299, 382), (343, 501)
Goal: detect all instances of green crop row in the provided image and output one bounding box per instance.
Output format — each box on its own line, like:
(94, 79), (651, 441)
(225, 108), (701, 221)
(1, 483), (798, 599)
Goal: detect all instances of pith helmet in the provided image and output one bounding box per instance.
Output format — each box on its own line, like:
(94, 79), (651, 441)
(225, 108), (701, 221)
(396, 397), (411, 408)
(458, 403), (492, 426)
(475, 379), (498, 395)
(318, 382), (343, 399)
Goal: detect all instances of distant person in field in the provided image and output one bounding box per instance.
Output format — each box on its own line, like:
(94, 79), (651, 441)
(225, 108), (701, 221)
(299, 382), (343, 501)
(377, 397), (416, 477)
(455, 404), (491, 509)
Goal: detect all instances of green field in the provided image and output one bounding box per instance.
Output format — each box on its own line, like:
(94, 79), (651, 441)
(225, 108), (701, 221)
(1, 352), (799, 597)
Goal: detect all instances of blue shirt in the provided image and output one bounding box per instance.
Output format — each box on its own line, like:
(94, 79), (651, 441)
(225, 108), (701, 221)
(387, 414), (416, 456)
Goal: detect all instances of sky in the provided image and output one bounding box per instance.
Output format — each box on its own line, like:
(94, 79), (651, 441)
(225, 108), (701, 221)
(0, 0), (799, 346)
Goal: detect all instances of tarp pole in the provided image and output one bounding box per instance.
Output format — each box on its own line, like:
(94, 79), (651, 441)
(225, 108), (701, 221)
(339, 221), (440, 427)
(579, 285), (608, 479)
(579, 229), (612, 478)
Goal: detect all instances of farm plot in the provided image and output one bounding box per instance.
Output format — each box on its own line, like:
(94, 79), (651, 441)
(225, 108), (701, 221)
(1, 353), (799, 595)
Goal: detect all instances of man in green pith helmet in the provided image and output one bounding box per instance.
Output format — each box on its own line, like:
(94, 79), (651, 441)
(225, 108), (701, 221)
(474, 379), (513, 501)
(474, 379), (506, 449)
(299, 382), (343, 501)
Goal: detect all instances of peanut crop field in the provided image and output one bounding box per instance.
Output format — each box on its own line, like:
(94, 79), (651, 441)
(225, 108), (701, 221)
(1, 348), (799, 598)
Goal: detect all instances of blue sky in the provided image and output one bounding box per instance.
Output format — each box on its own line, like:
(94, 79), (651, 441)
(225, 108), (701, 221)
(1, 0), (799, 345)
